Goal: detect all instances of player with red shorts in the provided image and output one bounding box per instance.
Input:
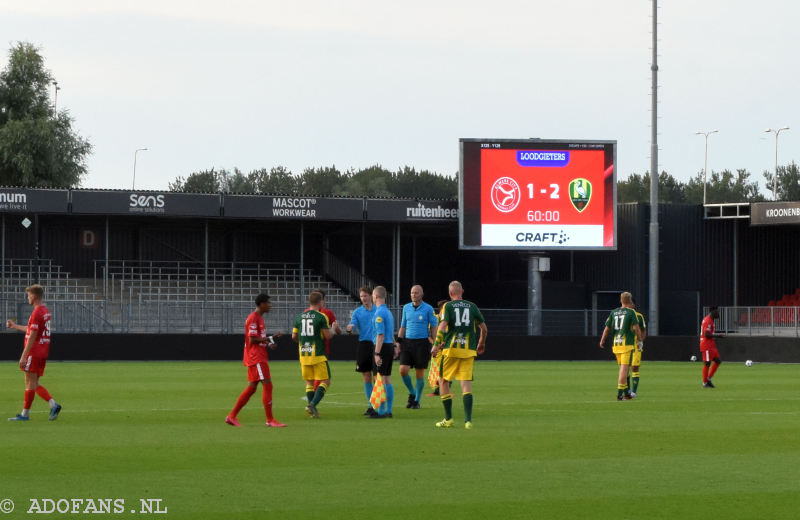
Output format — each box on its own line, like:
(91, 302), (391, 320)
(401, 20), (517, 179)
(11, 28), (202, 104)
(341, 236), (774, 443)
(226, 293), (286, 427)
(700, 306), (724, 388)
(7, 284), (62, 421)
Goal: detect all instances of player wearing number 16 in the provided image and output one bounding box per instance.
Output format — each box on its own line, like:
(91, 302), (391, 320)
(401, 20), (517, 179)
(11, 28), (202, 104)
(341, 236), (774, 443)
(7, 284), (62, 422)
(292, 291), (335, 418)
(599, 292), (644, 401)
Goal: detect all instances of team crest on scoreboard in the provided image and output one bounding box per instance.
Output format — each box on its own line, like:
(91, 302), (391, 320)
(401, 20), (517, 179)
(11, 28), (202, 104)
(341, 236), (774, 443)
(568, 178), (592, 212)
(490, 177), (521, 213)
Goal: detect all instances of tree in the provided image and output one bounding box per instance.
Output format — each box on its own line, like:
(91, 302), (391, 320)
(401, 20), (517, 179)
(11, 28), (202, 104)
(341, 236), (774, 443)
(763, 162), (800, 201)
(388, 166), (457, 198)
(249, 166), (297, 194)
(338, 165), (393, 197)
(686, 169), (764, 203)
(297, 165), (343, 196)
(617, 171), (685, 203)
(0, 42), (91, 187)
(168, 169), (220, 192)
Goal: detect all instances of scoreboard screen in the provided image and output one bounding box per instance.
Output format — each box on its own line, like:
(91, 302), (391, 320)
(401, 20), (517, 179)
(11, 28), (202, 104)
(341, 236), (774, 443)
(459, 138), (617, 251)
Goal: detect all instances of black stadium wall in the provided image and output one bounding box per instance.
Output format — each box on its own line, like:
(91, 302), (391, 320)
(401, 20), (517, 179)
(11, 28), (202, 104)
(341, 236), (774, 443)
(1, 334), (797, 363)
(3, 189), (800, 334)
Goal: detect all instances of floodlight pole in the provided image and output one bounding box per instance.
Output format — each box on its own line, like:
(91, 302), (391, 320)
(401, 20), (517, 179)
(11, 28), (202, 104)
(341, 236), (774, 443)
(132, 148), (148, 189)
(648, 0), (659, 335)
(695, 130), (718, 205)
(765, 127), (789, 200)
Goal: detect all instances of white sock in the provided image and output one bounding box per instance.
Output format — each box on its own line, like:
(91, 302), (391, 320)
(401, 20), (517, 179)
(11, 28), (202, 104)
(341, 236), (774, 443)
(21, 409), (30, 418)
(49, 399), (56, 408)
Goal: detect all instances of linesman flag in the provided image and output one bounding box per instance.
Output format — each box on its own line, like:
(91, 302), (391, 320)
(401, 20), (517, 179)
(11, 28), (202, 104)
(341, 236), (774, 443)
(428, 357), (440, 390)
(369, 373), (387, 410)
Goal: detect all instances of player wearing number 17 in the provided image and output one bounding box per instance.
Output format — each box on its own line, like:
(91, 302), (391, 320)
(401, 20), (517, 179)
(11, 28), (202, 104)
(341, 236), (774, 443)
(599, 292), (644, 401)
(292, 291), (335, 418)
(430, 281), (487, 429)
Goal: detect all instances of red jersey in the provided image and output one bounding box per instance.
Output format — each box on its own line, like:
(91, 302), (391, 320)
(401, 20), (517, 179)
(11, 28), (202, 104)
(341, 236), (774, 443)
(243, 310), (268, 366)
(26, 305), (51, 358)
(699, 314), (716, 350)
(306, 306), (336, 355)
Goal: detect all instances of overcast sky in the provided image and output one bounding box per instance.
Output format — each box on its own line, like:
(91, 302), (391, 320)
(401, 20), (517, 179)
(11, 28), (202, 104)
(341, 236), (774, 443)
(2, 1), (798, 194)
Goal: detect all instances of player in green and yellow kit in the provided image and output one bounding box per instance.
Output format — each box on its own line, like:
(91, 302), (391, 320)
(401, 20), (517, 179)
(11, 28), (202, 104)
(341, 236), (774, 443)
(599, 292), (644, 401)
(430, 281), (487, 429)
(292, 291), (335, 418)
(426, 300), (449, 397)
(630, 305), (647, 397)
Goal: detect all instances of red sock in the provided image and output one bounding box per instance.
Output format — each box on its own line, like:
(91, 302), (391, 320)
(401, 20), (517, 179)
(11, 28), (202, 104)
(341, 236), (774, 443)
(36, 386), (53, 402)
(708, 362), (720, 379)
(262, 382), (274, 421)
(24, 389), (35, 410)
(702, 365), (709, 383)
(230, 386), (256, 418)
(314, 380), (321, 391)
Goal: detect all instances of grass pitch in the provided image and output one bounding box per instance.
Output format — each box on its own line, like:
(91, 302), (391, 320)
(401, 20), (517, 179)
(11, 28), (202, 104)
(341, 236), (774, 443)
(2, 360), (799, 519)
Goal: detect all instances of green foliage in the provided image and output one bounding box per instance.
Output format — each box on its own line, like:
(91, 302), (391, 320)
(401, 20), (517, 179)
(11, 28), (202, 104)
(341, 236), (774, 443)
(170, 163), (458, 198)
(763, 161), (800, 201)
(617, 171), (685, 203)
(0, 42), (91, 187)
(619, 169), (765, 204)
(686, 168), (765, 203)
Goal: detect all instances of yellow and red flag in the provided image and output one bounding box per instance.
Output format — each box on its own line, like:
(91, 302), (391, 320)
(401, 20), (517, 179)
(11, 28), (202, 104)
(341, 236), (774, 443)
(428, 356), (440, 390)
(370, 373), (387, 410)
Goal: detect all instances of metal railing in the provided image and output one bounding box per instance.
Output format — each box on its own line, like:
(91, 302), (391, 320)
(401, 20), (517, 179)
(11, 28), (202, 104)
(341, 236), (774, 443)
(716, 306), (800, 337)
(322, 250), (379, 300)
(0, 299), (615, 336)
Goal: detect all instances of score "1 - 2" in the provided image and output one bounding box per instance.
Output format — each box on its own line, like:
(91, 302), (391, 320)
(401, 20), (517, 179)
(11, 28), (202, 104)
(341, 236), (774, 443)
(527, 183), (559, 199)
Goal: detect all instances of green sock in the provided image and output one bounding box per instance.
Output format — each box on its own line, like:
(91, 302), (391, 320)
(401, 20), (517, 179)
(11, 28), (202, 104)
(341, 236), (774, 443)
(311, 385), (327, 406)
(306, 385), (315, 403)
(463, 392), (473, 422)
(632, 377), (640, 393)
(626, 374), (632, 394)
(442, 394), (453, 420)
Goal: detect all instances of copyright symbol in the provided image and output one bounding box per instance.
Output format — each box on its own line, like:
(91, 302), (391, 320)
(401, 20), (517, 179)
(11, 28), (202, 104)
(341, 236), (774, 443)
(0, 499), (14, 514)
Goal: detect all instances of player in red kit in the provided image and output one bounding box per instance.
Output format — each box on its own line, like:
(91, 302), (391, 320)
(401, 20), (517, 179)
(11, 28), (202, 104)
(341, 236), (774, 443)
(7, 284), (62, 421)
(700, 306), (724, 388)
(226, 293), (286, 427)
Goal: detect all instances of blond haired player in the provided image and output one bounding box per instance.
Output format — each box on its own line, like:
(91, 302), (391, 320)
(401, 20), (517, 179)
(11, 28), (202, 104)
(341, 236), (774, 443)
(292, 291), (335, 418)
(430, 281), (487, 429)
(599, 292), (644, 401)
(7, 284), (61, 421)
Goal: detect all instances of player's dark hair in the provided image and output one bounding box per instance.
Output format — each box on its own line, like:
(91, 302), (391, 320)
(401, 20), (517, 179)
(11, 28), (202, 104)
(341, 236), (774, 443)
(315, 289), (327, 298)
(255, 293), (271, 306)
(436, 299), (448, 314)
(359, 285), (371, 295)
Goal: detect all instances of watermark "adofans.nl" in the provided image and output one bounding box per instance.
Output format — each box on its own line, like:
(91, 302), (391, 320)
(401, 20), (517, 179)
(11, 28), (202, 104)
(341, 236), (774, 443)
(0, 498), (168, 515)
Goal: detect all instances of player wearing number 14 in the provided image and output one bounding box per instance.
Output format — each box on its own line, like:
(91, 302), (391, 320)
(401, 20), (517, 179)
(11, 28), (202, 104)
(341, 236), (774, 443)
(430, 281), (487, 429)
(292, 291), (334, 418)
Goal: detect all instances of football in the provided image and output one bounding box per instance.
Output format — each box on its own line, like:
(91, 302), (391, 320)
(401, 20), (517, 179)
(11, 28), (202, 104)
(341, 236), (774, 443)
(745, 360), (753, 367)
(690, 355), (697, 362)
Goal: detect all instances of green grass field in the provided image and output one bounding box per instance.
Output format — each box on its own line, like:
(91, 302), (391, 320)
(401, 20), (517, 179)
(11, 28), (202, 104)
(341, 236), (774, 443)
(2, 360), (799, 519)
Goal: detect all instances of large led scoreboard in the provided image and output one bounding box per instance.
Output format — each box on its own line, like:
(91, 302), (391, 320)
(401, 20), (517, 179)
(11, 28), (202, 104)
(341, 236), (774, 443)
(459, 138), (617, 250)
